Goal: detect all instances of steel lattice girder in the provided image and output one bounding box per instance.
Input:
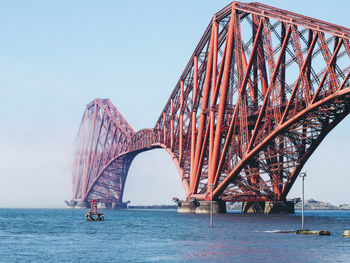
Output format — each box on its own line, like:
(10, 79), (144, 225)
(72, 1), (350, 204)
(71, 99), (135, 203)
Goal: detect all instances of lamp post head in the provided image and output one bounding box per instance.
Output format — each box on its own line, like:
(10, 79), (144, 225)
(299, 172), (307, 178)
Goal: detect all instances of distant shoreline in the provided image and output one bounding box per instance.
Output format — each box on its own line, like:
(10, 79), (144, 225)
(65, 198), (350, 211)
(126, 199), (350, 211)
(126, 207), (350, 211)
(127, 205), (177, 209)
(127, 204), (350, 211)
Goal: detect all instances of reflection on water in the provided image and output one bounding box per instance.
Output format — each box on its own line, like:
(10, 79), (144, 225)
(0, 209), (349, 262)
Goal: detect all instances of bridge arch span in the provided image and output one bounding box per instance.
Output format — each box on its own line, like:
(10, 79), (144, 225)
(71, 1), (350, 207)
(81, 128), (191, 204)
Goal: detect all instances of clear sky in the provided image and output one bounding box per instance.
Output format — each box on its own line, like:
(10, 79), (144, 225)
(0, 0), (349, 208)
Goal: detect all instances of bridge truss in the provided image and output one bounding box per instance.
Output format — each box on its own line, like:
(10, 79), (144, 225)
(71, 2), (350, 205)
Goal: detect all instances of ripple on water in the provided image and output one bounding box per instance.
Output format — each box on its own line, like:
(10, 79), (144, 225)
(0, 209), (349, 262)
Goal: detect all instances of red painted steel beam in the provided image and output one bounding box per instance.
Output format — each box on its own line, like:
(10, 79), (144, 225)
(72, 2), (350, 206)
(213, 87), (350, 199)
(191, 20), (216, 194)
(208, 5), (236, 191)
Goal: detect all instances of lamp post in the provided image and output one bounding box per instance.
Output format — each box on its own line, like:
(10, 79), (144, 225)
(210, 183), (214, 228)
(299, 172), (307, 231)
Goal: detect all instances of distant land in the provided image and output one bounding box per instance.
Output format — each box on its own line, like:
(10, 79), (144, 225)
(127, 199), (350, 210)
(294, 199), (350, 210)
(226, 199), (350, 210)
(127, 205), (177, 209)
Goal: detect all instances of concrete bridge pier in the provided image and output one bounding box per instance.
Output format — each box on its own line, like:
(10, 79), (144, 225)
(66, 200), (129, 209)
(177, 200), (226, 214)
(242, 201), (295, 214)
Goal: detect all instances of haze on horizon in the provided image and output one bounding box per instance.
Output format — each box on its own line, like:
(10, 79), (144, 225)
(0, 0), (349, 208)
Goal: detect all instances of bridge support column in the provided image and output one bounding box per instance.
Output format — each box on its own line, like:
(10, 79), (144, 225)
(66, 201), (129, 209)
(177, 200), (226, 214)
(242, 201), (294, 214)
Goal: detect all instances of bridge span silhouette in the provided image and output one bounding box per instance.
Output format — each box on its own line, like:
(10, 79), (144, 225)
(68, 1), (350, 213)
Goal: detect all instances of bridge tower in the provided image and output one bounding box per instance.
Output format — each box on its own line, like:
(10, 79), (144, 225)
(69, 2), (350, 213)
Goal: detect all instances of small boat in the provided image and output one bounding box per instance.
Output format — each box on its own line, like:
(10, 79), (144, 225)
(85, 200), (104, 221)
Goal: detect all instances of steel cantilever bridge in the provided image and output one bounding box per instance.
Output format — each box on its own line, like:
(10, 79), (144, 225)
(71, 1), (350, 208)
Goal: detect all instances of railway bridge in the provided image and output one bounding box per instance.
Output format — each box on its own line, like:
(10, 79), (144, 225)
(69, 2), (350, 213)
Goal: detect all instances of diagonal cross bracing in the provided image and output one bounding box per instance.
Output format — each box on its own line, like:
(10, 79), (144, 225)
(71, 2), (350, 205)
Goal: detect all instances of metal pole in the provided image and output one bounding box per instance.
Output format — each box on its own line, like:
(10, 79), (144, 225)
(210, 184), (213, 228)
(302, 175), (304, 231)
(299, 172), (307, 231)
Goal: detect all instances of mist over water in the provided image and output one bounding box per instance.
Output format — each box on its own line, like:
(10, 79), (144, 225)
(0, 209), (349, 262)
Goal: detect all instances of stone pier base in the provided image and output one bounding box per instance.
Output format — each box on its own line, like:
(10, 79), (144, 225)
(242, 201), (295, 214)
(177, 200), (226, 214)
(65, 200), (128, 209)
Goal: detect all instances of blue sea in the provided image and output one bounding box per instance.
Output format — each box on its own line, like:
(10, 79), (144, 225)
(0, 209), (349, 262)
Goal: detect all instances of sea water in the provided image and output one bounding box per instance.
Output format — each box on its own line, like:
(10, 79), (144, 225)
(0, 209), (349, 262)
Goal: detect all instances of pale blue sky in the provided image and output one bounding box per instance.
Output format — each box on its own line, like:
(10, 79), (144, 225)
(0, 0), (349, 207)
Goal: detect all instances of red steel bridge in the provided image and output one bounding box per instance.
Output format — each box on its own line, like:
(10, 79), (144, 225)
(70, 2), (350, 208)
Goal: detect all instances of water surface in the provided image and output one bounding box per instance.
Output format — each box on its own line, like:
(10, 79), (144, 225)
(0, 209), (349, 262)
